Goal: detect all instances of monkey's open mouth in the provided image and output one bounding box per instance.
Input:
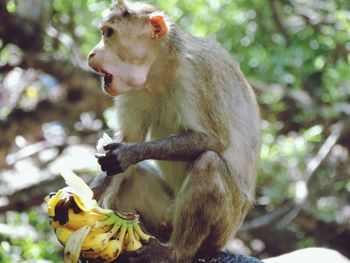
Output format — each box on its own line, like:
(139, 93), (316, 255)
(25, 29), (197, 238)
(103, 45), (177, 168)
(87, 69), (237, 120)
(100, 71), (118, 96)
(93, 68), (114, 88)
(91, 67), (118, 96)
(103, 73), (113, 87)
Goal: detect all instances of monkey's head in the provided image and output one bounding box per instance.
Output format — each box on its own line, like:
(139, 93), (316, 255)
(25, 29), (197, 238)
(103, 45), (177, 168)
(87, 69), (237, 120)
(88, 0), (171, 96)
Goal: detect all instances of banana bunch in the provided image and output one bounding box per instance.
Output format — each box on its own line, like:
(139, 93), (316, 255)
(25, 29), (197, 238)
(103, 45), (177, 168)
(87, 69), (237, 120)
(47, 170), (152, 263)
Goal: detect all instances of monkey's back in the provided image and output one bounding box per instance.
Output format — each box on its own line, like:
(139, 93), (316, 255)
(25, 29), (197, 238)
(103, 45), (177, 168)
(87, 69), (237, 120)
(178, 33), (261, 201)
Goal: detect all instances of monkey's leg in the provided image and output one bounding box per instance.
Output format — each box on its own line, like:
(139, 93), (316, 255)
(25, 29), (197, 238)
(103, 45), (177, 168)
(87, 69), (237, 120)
(171, 151), (249, 261)
(90, 162), (173, 239)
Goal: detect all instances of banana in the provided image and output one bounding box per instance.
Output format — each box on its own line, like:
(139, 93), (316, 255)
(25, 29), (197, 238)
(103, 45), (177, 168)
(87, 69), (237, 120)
(65, 209), (107, 230)
(47, 170), (154, 262)
(81, 223), (126, 261)
(72, 194), (90, 212)
(116, 224), (127, 244)
(96, 238), (124, 262)
(80, 249), (101, 261)
(64, 225), (92, 263)
(81, 222), (121, 253)
(47, 191), (63, 217)
(81, 238), (123, 262)
(91, 216), (117, 230)
(125, 225), (142, 252)
(89, 223), (113, 234)
(134, 224), (151, 242)
(51, 221), (75, 245)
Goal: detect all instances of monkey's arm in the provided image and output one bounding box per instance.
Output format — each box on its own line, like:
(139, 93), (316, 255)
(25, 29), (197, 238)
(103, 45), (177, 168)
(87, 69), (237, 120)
(136, 132), (222, 161)
(96, 132), (223, 176)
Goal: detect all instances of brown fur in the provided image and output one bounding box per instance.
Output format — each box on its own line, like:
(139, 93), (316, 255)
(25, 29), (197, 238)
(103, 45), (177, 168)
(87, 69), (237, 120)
(88, 1), (260, 262)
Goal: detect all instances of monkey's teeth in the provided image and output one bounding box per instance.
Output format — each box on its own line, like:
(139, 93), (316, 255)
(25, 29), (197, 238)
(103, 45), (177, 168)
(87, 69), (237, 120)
(103, 73), (113, 87)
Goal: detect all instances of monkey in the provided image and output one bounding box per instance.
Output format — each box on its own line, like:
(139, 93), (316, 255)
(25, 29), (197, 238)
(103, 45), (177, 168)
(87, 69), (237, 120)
(88, 0), (261, 262)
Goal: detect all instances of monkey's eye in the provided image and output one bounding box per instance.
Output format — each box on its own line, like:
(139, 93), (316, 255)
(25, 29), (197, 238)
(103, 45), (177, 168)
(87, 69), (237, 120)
(104, 27), (114, 38)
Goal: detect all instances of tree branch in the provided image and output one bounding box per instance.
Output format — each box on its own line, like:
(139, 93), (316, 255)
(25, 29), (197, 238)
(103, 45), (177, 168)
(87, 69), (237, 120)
(0, 1), (44, 51)
(278, 120), (350, 227)
(0, 6), (113, 166)
(0, 55), (112, 166)
(0, 171), (96, 213)
(0, 176), (65, 213)
(267, 0), (291, 46)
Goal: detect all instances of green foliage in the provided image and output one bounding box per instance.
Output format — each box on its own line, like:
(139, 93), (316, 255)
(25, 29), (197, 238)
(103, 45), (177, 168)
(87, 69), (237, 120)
(6, 0), (16, 13)
(0, 209), (63, 262)
(47, 0), (112, 57)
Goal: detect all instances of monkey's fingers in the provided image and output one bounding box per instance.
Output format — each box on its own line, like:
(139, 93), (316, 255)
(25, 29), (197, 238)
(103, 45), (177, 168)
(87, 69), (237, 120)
(97, 156), (118, 166)
(117, 246), (148, 263)
(98, 158), (122, 172)
(125, 238), (166, 263)
(103, 142), (122, 151)
(105, 164), (124, 176)
(95, 151), (120, 163)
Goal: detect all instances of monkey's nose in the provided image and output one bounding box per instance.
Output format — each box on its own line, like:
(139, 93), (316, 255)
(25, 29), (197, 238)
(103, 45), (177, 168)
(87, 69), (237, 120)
(87, 52), (97, 69)
(88, 52), (96, 60)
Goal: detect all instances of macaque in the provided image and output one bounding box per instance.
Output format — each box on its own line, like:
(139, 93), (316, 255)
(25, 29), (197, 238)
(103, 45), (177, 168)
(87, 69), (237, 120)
(88, 0), (261, 262)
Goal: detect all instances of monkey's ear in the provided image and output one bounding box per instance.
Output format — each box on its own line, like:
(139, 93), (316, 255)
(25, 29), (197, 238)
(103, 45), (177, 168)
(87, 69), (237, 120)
(149, 15), (169, 40)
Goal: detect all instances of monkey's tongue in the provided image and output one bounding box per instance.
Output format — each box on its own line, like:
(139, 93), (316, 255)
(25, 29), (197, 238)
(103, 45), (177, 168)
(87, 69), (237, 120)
(103, 73), (113, 87)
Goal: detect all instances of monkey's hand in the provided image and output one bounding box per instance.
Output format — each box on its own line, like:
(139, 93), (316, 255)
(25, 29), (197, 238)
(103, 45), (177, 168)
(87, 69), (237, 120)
(117, 238), (172, 263)
(95, 142), (138, 176)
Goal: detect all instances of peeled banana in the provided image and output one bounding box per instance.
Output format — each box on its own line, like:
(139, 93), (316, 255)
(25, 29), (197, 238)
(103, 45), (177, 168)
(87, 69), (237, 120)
(47, 170), (152, 263)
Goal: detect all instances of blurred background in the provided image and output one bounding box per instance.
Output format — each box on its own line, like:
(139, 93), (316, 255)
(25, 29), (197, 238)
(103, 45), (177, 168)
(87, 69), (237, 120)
(0, 0), (349, 262)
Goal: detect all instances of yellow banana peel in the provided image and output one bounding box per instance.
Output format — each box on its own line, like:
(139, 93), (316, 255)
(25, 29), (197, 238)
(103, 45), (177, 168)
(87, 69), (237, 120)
(46, 170), (152, 263)
(66, 209), (107, 230)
